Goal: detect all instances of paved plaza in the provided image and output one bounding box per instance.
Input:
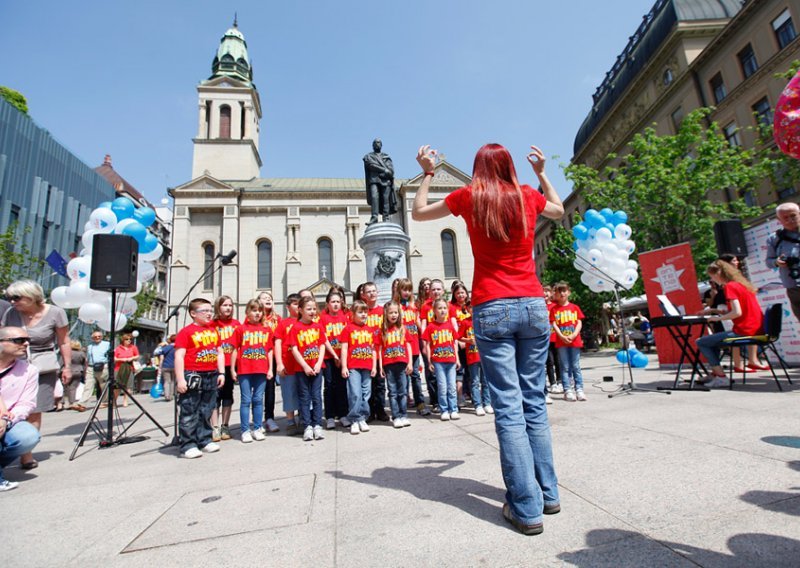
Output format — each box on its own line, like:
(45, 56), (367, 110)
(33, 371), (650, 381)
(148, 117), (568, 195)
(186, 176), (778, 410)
(4, 350), (800, 567)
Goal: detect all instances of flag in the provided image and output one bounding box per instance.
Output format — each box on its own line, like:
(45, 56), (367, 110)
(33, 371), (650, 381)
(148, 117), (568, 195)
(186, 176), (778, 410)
(45, 250), (68, 278)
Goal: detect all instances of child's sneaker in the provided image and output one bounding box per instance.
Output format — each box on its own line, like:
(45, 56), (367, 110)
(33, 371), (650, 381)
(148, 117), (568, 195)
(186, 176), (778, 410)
(313, 425), (325, 440)
(202, 442), (220, 453)
(181, 447), (202, 459)
(550, 383), (564, 394)
(286, 422), (298, 436)
(326, 417), (336, 430)
(0, 479), (19, 491)
(402, 417), (412, 427)
(484, 405), (494, 414)
(303, 426), (314, 441)
(265, 418), (280, 432)
(220, 425), (231, 440)
(417, 403), (430, 416)
(564, 390), (577, 402)
(475, 406), (486, 416)
(241, 430), (253, 443)
(450, 412), (460, 420)
(212, 426), (222, 442)
(340, 416), (351, 427)
(576, 389), (587, 401)
(358, 420), (370, 432)
(545, 393), (553, 405)
(393, 418), (404, 429)
(350, 422), (360, 435)
(252, 429), (266, 441)
(440, 412), (451, 421)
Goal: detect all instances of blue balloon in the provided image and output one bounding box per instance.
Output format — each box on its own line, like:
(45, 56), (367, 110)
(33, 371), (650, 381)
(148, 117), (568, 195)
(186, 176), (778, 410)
(572, 241), (579, 251)
(616, 350), (630, 364)
(613, 210), (628, 225)
(97, 201), (113, 210)
(632, 352), (649, 368)
(605, 223), (616, 234)
(133, 207), (156, 227)
(140, 233), (158, 254)
(572, 225), (589, 240)
(111, 197), (135, 220)
(121, 220), (147, 245)
(150, 383), (164, 399)
(600, 208), (614, 221)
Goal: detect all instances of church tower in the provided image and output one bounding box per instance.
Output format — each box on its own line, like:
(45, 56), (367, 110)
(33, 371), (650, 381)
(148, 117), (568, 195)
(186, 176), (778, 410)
(191, 20), (262, 180)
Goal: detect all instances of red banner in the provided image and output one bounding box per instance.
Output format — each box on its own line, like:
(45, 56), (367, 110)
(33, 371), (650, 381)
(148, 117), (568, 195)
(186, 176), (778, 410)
(639, 243), (703, 366)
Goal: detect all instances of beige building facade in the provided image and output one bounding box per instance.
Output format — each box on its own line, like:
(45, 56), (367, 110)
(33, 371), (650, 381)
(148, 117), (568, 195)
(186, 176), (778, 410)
(168, 23), (474, 321)
(536, 0), (800, 273)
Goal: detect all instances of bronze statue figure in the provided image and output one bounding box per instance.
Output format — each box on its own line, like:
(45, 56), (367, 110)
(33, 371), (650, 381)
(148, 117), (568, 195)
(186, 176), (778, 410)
(363, 138), (397, 225)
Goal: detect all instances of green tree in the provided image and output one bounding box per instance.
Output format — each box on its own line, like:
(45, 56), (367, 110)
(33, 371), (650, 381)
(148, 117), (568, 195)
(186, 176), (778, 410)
(0, 86), (28, 115)
(127, 283), (159, 326)
(0, 225), (45, 289)
(563, 107), (771, 275)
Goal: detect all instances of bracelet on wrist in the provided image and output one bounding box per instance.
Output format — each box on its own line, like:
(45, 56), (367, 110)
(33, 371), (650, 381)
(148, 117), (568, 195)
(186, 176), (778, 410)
(423, 171), (435, 177)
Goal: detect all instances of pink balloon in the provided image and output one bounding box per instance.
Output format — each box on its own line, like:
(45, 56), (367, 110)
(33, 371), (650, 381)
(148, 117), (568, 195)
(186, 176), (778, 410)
(774, 70), (800, 159)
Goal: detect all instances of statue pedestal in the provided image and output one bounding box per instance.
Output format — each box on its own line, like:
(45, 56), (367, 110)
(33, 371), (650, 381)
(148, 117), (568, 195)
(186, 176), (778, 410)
(358, 222), (410, 304)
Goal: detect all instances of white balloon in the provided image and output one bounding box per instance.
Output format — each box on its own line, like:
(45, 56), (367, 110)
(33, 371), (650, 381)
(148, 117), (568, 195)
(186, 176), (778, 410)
(139, 242), (163, 262)
(600, 242), (617, 258)
(596, 227), (613, 242)
(138, 260), (156, 282)
(587, 248), (603, 266)
(622, 269), (639, 289)
(78, 302), (107, 324)
(67, 256), (91, 281)
(50, 286), (71, 308)
(67, 281), (92, 305)
(607, 257), (626, 275)
(79, 248), (91, 257)
(81, 230), (96, 251)
(98, 311), (128, 332)
(113, 218), (137, 235)
(119, 296), (138, 317)
(614, 223), (633, 241)
(89, 208), (117, 234)
(623, 240), (636, 255)
(84, 221), (93, 233)
(580, 272), (593, 286)
(627, 259), (639, 270)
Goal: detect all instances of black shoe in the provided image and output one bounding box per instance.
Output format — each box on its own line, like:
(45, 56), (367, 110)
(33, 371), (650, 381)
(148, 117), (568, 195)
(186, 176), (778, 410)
(503, 503), (544, 536)
(543, 503), (561, 515)
(376, 412), (390, 422)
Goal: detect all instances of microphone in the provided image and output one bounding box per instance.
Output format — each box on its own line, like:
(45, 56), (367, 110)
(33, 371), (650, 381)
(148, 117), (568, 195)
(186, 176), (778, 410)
(220, 250), (237, 265)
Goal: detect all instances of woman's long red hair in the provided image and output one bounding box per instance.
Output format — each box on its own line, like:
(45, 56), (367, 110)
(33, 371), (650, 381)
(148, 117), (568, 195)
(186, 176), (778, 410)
(470, 143), (528, 242)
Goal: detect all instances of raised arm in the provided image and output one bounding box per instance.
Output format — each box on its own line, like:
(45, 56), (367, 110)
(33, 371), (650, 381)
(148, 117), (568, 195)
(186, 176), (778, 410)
(412, 145), (451, 221)
(528, 145), (564, 220)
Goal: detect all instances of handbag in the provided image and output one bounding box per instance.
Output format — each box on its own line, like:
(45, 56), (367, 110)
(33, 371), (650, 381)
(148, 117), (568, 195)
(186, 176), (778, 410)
(30, 350), (61, 374)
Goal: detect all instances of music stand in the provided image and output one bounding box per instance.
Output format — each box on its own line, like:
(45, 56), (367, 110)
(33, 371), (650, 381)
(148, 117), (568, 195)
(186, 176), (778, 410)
(70, 235), (168, 460)
(570, 250), (670, 398)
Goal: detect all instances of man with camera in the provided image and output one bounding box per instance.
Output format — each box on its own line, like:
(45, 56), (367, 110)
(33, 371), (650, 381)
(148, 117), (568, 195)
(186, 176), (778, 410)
(77, 331), (109, 410)
(766, 202), (800, 322)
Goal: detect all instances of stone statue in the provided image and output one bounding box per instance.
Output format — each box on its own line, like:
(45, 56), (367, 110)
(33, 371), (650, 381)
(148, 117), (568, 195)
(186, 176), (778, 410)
(363, 138), (397, 225)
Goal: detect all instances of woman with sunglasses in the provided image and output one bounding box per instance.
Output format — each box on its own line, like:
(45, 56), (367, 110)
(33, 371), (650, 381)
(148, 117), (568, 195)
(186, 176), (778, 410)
(1, 280), (71, 470)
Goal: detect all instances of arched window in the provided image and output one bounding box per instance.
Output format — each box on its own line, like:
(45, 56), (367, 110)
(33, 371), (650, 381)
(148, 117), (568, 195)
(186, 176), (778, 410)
(219, 105), (231, 139)
(257, 240), (272, 290)
(318, 238), (333, 280)
(441, 230), (458, 279)
(203, 243), (215, 291)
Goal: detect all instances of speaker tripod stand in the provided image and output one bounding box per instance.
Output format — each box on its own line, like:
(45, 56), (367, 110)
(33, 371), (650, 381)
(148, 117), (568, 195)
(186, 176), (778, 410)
(70, 245), (168, 460)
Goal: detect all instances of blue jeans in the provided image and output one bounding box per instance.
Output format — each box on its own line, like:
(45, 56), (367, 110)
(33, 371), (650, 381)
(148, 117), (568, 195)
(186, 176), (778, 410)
(469, 362), (491, 408)
(178, 372), (218, 453)
(408, 354), (424, 406)
(323, 360), (349, 419)
(0, 421), (40, 480)
(384, 363), (409, 418)
(557, 347), (584, 392)
(296, 371), (323, 428)
(472, 297), (559, 525)
(433, 362), (458, 414)
(696, 331), (738, 367)
(346, 368), (372, 423)
(238, 373), (266, 432)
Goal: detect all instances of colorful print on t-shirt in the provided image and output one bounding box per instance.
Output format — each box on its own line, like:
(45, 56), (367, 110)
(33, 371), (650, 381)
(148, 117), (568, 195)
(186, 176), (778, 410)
(320, 312), (348, 359)
(176, 323), (220, 372)
(458, 317), (480, 365)
(287, 321), (326, 369)
(550, 302), (585, 349)
(380, 327), (409, 366)
(213, 318), (241, 366)
(342, 323), (375, 370)
(401, 304), (420, 355)
(423, 321), (457, 363)
(233, 323), (273, 375)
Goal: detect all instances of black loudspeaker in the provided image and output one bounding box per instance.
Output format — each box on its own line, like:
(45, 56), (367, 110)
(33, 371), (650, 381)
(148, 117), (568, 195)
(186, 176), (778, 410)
(90, 234), (138, 292)
(714, 219), (748, 257)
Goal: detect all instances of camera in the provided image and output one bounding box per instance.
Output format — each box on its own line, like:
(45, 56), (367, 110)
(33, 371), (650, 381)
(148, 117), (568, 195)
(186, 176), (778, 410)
(781, 255), (800, 280)
(185, 372), (201, 391)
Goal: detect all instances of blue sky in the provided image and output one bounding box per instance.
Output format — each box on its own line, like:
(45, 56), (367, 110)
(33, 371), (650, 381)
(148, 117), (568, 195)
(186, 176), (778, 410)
(1, 1), (654, 204)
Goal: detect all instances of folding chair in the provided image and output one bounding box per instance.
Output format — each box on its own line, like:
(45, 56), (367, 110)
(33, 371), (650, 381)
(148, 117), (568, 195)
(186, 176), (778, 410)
(722, 303), (793, 391)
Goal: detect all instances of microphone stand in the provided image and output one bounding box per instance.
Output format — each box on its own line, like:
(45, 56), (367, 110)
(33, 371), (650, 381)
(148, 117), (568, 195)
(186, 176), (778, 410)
(569, 249), (670, 398)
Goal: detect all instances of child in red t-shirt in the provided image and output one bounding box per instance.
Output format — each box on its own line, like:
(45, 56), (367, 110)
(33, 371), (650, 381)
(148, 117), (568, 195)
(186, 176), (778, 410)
(211, 295), (241, 442)
(457, 304), (492, 416)
(550, 282), (586, 402)
(357, 281), (390, 422)
(340, 300), (377, 434)
(393, 278), (431, 416)
(230, 299), (273, 443)
(175, 298), (226, 459)
(257, 290), (282, 433)
(423, 298), (460, 420)
(320, 289), (349, 429)
(379, 301), (413, 428)
(451, 281), (472, 407)
(274, 293), (301, 435)
(544, 285), (562, 399)
(288, 297), (328, 442)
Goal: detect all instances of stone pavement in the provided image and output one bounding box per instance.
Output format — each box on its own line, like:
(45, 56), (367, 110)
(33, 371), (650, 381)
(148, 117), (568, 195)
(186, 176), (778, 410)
(4, 350), (800, 567)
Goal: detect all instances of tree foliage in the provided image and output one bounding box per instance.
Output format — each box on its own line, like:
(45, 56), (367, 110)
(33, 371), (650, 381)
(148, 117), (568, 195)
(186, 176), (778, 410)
(0, 86), (28, 115)
(0, 225), (45, 290)
(562, 107), (785, 275)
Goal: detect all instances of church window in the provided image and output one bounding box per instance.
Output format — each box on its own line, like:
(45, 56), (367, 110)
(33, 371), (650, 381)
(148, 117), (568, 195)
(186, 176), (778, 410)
(441, 230), (459, 279)
(203, 243), (215, 291)
(257, 240), (272, 290)
(318, 238), (333, 280)
(219, 105), (231, 139)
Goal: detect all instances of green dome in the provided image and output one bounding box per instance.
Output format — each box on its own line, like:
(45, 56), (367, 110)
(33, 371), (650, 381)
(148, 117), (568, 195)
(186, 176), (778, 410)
(210, 22), (252, 84)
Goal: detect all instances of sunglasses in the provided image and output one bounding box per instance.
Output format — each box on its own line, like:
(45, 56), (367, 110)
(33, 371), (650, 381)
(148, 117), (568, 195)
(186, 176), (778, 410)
(0, 337), (31, 345)
(6, 295), (23, 302)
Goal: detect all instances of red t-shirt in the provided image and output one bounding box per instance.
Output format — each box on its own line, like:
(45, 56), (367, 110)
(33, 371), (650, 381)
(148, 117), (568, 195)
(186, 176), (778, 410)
(286, 320), (327, 370)
(725, 281), (763, 335)
(546, 301), (557, 343)
(401, 304), (421, 355)
(341, 323), (376, 370)
(114, 344), (139, 372)
(452, 303), (471, 325)
(445, 184), (546, 306)
(275, 318), (299, 375)
(365, 306), (384, 336)
(213, 318), (241, 366)
(550, 303), (585, 349)
(421, 300), (457, 325)
(320, 311), (348, 360)
(423, 320), (457, 363)
(233, 322), (273, 375)
(264, 314), (281, 333)
(458, 317), (480, 365)
(378, 327), (410, 366)
(175, 322), (221, 372)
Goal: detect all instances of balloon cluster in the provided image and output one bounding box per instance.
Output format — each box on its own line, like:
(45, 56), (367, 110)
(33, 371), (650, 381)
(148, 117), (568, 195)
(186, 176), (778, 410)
(51, 197), (162, 331)
(571, 208), (638, 293)
(774, 69), (800, 160)
(615, 347), (649, 368)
